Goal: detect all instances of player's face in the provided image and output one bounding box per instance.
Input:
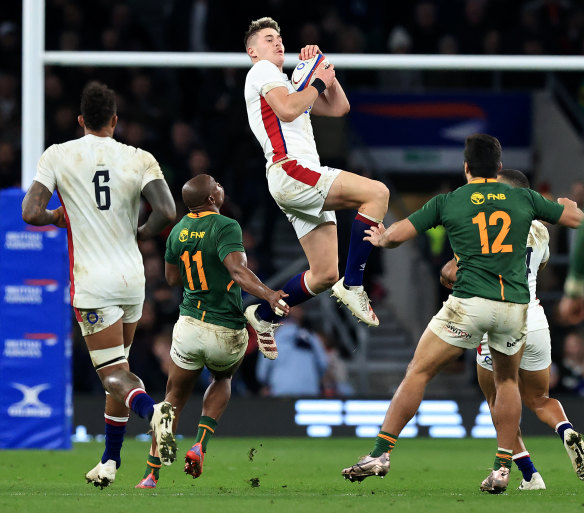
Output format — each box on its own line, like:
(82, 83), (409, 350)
(211, 179), (225, 209)
(249, 28), (285, 68)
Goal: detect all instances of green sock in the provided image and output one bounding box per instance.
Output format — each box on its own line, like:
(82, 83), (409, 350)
(494, 448), (513, 470)
(195, 415), (218, 452)
(370, 431), (397, 457)
(142, 454), (161, 479)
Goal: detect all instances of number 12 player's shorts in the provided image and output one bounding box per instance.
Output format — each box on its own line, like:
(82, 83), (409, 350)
(267, 158), (342, 239)
(428, 295), (527, 356)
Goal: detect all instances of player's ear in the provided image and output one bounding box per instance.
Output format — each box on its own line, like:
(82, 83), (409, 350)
(77, 115), (85, 129)
(247, 46), (256, 59)
(111, 115), (118, 129)
(208, 195), (215, 205)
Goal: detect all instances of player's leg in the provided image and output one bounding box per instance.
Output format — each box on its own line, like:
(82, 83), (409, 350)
(136, 360), (201, 489)
(247, 222), (338, 356)
(184, 323), (248, 478)
(477, 355), (542, 489)
(480, 346), (523, 493)
(342, 328), (464, 481)
(325, 171), (389, 326)
(85, 317), (177, 467)
(184, 361), (243, 479)
(519, 367), (584, 480)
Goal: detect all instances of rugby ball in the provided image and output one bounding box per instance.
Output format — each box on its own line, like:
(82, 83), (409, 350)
(291, 54), (328, 91)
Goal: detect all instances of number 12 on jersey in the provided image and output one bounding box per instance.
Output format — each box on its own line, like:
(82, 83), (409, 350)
(472, 211), (512, 254)
(180, 250), (208, 291)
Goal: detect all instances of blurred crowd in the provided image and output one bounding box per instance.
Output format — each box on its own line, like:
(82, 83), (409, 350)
(2, 0), (584, 396)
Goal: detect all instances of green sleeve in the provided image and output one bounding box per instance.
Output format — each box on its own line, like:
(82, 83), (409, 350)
(216, 219), (245, 262)
(527, 189), (564, 224)
(164, 225), (179, 264)
(408, 195), (444, 233)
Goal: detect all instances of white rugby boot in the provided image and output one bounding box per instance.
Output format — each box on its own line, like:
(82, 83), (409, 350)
(563, 428), (584, 480)
(150, 402), (177, 466)
(331, 278), (379, 327)
(480, 466), (510, 494)
(244, 304), (281, 360)
(85, 459), (117, 489)
(342, 452), (390, 482)
(518, 471), (546, 490)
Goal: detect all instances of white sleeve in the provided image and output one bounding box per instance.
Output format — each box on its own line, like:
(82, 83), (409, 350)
(248, 60), (287, 97)
(33, 146), (57, 193)
(139, 149), (165, 190)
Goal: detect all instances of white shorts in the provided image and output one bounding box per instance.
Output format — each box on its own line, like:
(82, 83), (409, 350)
(74, 303), (143, 337)
(170, 315), (248, 371)
(428, 295), (527, 356)
(267, 158), (340, 239)
(477, 328), (551, 372)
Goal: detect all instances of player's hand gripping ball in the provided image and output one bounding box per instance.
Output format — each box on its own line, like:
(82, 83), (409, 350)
(291, 54), (329, 91)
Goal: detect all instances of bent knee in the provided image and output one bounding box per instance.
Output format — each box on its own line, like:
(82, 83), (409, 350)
(371, 180), (390, 209)
(311, 269), (340, 291)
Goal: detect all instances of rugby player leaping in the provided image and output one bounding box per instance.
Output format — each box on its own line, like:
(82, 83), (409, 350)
(243, 17), (389, 348)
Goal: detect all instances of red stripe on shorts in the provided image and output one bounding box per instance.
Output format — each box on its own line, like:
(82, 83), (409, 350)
(281, 160), (321, 187)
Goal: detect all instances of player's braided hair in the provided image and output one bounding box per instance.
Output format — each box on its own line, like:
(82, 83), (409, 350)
(244, 17), (281, 49)
(80, 81), (117, 131)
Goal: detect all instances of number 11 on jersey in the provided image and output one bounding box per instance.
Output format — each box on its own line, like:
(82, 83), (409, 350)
(180, 250), (208, 291)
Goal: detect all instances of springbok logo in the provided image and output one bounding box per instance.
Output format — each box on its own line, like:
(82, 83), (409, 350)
(8, 383), (52, 417)
(471, 192), (485, 205)
(179, 229), (189, 242)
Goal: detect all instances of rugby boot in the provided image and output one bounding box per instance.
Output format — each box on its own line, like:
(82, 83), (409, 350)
(563, 428), (584, 480)
(85, 459), (117, 489)
(244, 305), (280, 360)
(331, 278), (379, 327)
(184, 442), (205, 479)
(480, 466), (510, 494)
(342, 452), (390, 482)
(518, 471), (546, 490)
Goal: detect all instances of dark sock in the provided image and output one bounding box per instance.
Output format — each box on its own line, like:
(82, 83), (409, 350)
(195, 416), (218, 452)
(343, 213), (379, 287)
(126, 389), (155, 420)
(557, 421), (573, 441)
(142, 454), (161, 480)
(256, 271), (313, 322)
(494, 448), (513, 470)
(513, 452), (537, 481)
(101, 414), (128, 468)
(370, 431), (397, 457)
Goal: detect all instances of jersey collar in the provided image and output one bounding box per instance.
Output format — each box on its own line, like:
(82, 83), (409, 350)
(469, 178), (498, 184)
(187, 211), (219, 218)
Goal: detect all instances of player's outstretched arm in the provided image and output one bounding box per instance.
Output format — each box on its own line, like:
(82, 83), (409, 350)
(138, 179), (176, 240)
(22, 180), (66, 228)
(222, 251), (290, 316)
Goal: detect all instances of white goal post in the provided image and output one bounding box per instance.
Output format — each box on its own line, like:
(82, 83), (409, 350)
(22, 1), (584, 188)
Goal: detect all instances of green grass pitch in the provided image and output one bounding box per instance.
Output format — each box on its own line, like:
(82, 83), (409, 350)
(1, 437), (583, 513)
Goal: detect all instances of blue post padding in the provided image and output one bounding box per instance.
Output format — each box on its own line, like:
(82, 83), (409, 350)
(0, 188), (72, 449)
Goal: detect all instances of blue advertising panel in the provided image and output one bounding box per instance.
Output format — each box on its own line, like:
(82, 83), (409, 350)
(348, 92), (532, 172)
(0, 188), (72, 449)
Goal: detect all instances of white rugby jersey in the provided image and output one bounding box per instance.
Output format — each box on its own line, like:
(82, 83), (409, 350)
(525, 220), (550, 331)
(33, 134), (164, 308)
(245, 59), (320, 170)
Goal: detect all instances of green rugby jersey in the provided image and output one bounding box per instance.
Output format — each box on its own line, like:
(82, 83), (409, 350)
(409, 178), (564, 303)
(165, 211), (246, 329)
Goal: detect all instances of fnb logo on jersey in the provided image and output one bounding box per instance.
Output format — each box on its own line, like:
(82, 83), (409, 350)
(7, 383), (53, 418)
(487, 193), (506, 200)
(470, 192), (485, 205)
(179, 229), (206, 241)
